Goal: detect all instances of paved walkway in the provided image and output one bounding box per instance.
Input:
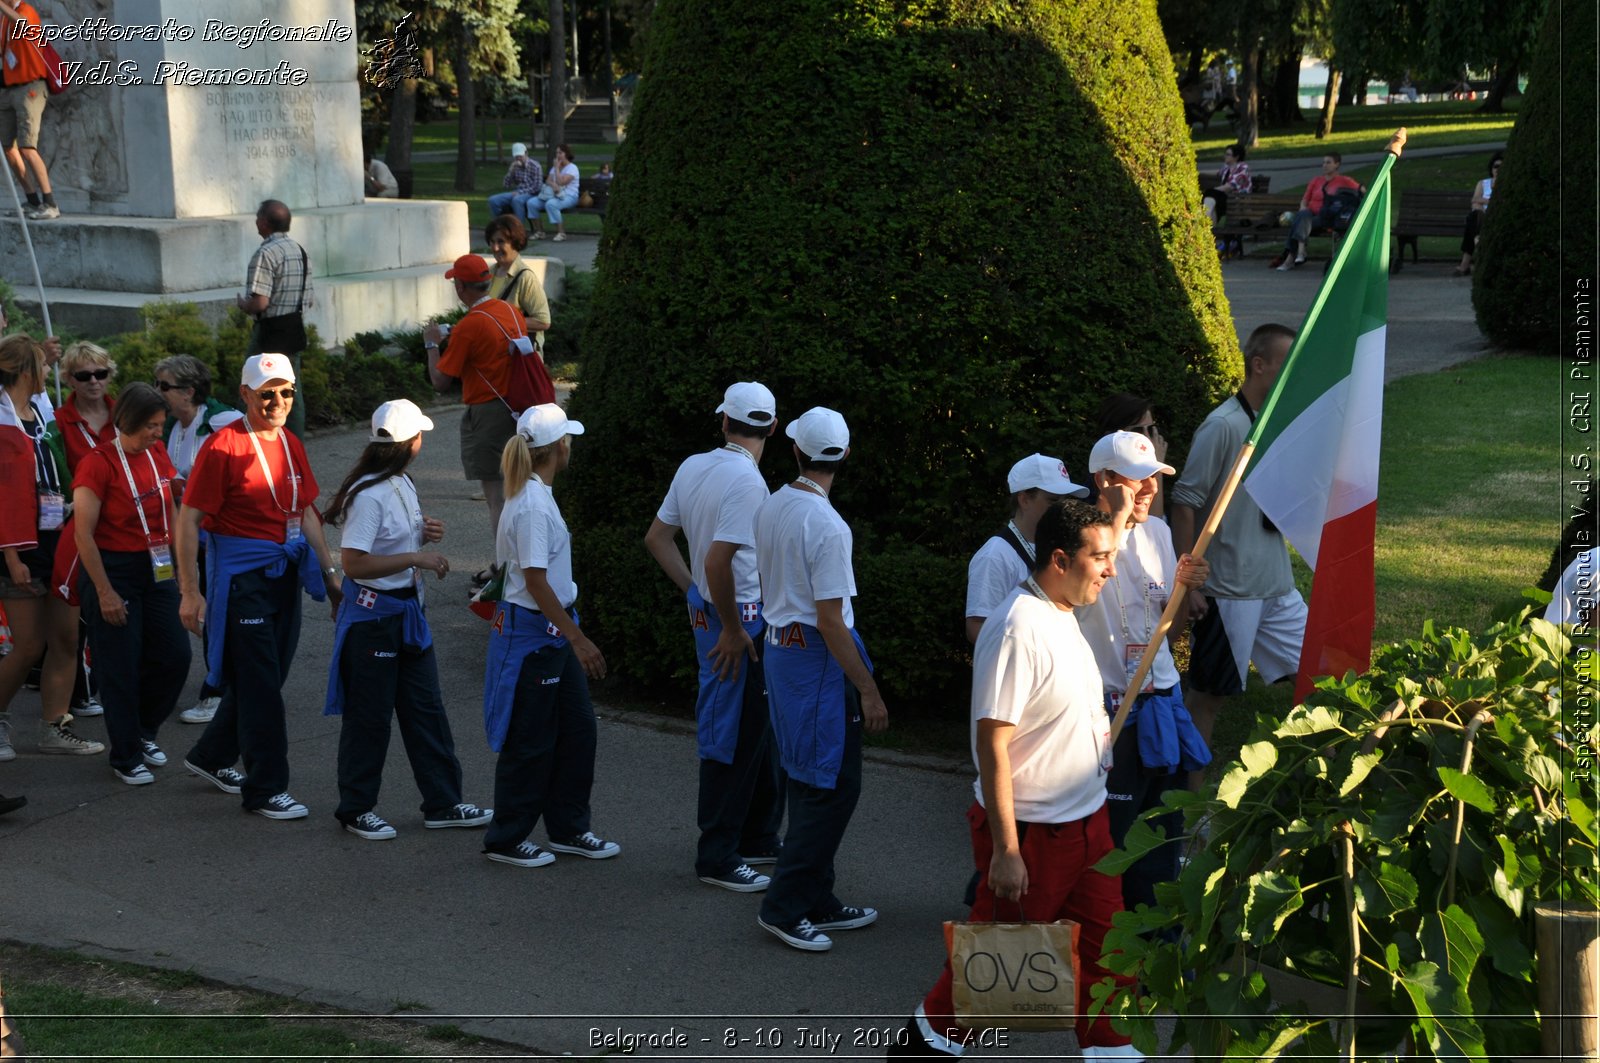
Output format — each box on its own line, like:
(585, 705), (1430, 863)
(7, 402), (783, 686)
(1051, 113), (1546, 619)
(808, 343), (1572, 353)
(0, 235), (1492, 1058)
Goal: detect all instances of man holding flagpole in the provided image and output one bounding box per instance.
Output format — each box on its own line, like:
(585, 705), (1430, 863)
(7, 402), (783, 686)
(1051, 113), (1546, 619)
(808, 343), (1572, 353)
(1169, 324), (1307, 758)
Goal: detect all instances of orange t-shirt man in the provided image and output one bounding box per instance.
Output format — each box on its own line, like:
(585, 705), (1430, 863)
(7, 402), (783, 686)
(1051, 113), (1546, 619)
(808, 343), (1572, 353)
(1, 3), (49, 86)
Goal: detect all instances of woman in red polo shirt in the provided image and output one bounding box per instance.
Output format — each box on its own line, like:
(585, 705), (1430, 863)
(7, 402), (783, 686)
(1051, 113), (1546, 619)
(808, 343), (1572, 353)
(73, 383), (191, 785)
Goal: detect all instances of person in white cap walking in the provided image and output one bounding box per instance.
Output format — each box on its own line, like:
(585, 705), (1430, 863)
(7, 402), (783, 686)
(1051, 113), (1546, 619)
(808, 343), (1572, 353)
(753, 407), (887, 952)
(479, 403), (620, 867)
(1077, 430), (1210, 917)
(319, 400), (492, 841)
(176, 354), (342, 821)
(644, 381), (786, 893)
(963, 453), (1090, 644)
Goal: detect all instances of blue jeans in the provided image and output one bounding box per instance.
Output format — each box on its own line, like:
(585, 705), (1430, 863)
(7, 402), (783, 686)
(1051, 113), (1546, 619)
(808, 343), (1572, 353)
(482, 642), (597, 852)
(187, 567), (302, 809)
(79, 551), (190, 772)
(335, 609), (464, 821)
(759, 687), (863, 926)
(695, 648), (785, 876)
(488, 191), (533, 225)
(533, 188), (581, 226)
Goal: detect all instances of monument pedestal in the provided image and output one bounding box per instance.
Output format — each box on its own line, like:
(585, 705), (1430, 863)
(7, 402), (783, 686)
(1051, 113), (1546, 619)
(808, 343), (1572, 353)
(2, 1), (545, 340)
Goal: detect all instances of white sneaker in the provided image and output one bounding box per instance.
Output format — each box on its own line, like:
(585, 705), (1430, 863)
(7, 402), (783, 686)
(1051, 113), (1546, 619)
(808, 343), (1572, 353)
(25, 204), (60, 220)
(1082, 1046), (1145, 1060)
(180, 696), (220, 724)
(0, 720), (14, 762)
(39, 716), (105, 755)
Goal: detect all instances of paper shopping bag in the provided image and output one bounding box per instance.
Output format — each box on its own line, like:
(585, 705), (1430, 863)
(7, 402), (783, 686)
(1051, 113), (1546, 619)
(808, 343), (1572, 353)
(944, 918), (1079, 1031)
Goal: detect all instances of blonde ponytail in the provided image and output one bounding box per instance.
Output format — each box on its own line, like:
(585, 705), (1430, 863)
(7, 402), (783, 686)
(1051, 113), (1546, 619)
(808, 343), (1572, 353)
(501, 433), (562, 500)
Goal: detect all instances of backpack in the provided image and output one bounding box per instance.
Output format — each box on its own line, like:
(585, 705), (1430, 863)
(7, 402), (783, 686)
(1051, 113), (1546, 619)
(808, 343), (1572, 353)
(468, 304), (554, 414)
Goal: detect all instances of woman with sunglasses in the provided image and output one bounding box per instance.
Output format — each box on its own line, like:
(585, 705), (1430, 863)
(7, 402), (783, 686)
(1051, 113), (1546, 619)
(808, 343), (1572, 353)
(320, 399), (490, 841)
(0, 334), (104, 761)
(153, 355), (243, 726)
(72, 383), (190, 785)
(42, 342), (117, 722)
(1094, 393), (1169, 519)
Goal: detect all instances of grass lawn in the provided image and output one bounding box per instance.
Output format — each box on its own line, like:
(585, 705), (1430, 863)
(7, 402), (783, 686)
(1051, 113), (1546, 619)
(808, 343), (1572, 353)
(1192, 99), (1517, 160)
(2, 945), (509, 1059)
(1207, 352), (1558, 767)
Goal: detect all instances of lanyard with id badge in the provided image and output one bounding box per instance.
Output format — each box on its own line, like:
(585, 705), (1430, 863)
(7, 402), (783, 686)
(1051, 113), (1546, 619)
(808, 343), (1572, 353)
(114, 438), (175, 581)
(27, 406), (65, 530)
(1109, 547), (1165, 696)
(247, 427), (302, 541)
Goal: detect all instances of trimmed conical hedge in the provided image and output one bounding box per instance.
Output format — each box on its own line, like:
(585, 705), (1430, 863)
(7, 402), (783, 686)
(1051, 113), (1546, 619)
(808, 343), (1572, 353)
(565, 0), (1241, 714)
(1473, 0), (1597, 352)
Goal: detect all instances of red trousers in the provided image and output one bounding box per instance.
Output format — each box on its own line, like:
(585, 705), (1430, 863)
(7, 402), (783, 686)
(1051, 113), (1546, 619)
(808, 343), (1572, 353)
(919, 800), (1133, 1050)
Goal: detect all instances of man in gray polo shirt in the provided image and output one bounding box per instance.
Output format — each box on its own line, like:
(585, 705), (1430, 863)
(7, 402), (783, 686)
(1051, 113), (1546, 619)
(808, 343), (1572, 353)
(1169, 323), (1307, 767)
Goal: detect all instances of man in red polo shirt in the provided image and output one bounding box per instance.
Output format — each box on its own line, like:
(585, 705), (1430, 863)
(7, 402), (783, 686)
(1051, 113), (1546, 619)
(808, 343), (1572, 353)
(424, 254), (527, 555)
(176, 354), (342, 820)
(1272, 152), (1364, 270)
(0, 0), (60, 220)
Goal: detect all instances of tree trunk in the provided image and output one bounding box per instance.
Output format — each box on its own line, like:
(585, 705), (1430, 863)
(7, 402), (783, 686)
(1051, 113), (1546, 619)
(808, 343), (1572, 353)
(1316, 67), (1341, 138)
(386, 76), (417, 198)
(1267, 47), (1303, 127)
(1237, 47), (1260, 148)
(1179, 46), (1203, 88)
(1479, 61), (1520, 112)
(547, 0), (568, 153)
(453, 24), (477, 192)
(1337, 70), (1357, 106)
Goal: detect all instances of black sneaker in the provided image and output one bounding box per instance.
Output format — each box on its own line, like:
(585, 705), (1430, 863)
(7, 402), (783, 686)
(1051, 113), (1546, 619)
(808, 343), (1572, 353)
(343, 811), (397, 840)
(424, 802), (493, 828)
(547, 831), (621, 859)
(251, 792), (308, 820)
(486, 841), (555, 867)
(141, 740), (167, 767)
(113, 764), (155, 786)
(738, 842), (782, 866)
(758, 915), (832, 952)
(811, 904), (878, 931)
(184, 758), (245, 794)
(0, 793), (25, 817)
(699, 863), (770, 893)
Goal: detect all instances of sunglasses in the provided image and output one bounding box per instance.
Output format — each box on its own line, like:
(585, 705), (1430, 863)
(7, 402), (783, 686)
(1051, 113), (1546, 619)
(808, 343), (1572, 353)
(72, 369), (111, 382)
(255, 387), (297, 403)
(155, 380), (189, 392)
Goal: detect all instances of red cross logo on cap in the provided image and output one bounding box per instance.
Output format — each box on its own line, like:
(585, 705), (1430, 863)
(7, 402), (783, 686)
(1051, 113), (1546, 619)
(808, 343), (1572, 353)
(261, 356), (280, 373)
(1057, 462), (1067, 477)
(1136, 439), (1150, 453)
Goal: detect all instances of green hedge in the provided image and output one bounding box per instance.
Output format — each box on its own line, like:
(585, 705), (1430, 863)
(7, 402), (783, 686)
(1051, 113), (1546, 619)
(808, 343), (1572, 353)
(1472, 0), (1597, 352)
(565, 0), (1242, 716)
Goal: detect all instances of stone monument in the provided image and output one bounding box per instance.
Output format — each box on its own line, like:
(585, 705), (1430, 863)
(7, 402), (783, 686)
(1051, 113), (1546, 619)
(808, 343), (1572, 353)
(0, 0), (539, 340)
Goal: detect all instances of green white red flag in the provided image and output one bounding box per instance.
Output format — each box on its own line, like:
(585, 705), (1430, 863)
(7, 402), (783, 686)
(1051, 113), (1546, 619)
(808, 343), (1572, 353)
(1243, 152), (1395, 701)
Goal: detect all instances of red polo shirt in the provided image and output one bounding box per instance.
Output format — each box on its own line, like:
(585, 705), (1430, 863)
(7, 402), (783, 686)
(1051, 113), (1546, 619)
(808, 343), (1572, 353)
(74, 441), (179, 553)
(183, 422), (319, 542)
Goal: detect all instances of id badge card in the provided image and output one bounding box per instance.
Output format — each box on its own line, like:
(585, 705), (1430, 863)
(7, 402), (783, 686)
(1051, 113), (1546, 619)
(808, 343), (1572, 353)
(285, 515), (303, 541)
(38, 490), (65, 531)
(148, 537), (176, 583)
(1124, 643), (1155, 694)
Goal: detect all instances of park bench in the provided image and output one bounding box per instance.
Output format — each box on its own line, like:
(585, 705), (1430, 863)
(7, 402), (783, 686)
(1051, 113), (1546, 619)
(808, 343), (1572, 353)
(568, 176), (611, 220)
(1390, 189), (1472, 273)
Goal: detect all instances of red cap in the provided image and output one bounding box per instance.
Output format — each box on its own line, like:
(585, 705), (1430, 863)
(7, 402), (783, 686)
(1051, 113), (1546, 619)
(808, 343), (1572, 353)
(445, 254), (491, 283)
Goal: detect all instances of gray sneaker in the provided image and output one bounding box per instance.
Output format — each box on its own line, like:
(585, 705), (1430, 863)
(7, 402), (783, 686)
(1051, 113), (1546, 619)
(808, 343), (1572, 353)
(39, 715), (105, 755)
(179, 696), (220, 724)
(0, 719), (15, 762)
(25, 204), (60, 220)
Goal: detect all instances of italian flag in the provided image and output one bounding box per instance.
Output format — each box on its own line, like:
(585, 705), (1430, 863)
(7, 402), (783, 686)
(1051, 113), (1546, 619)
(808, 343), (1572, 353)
(1243, 152), (1395, 702)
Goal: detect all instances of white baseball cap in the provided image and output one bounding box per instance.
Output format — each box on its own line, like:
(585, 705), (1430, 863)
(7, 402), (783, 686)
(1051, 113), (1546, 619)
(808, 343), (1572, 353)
(715, 381), (776, 427)
(369, 399), (434, 443)
(1007, 453), (1089, 497)
(241, 353), (295, 389)
(511, 142), (527, 157)
(785, 407), (849, 460)
(1089, 431), (1176, 479)
(517, 402), (585, 447)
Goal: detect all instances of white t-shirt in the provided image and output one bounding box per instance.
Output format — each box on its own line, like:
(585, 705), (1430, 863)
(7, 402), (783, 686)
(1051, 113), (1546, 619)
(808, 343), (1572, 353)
(1076, 520), (1181, 693)
(341, 475), (423, 593)
(168, 409), (245, 478)
(755, 484), (855, 629)
(971, 589), (1109, 825)
(498, 475), (576, 611)
(655, 446), (765, 604)
(966, 534), (1030, 622)
(1545, 547), (1596, 629)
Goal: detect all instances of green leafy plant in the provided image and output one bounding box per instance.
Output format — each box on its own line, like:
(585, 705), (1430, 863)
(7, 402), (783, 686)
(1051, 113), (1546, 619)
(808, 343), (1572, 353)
(1098, 604), (1598, 1060)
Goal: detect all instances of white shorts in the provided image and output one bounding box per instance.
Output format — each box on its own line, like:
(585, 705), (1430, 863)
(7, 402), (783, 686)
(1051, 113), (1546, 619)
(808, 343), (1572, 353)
(1187, 590), (1308, 695)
